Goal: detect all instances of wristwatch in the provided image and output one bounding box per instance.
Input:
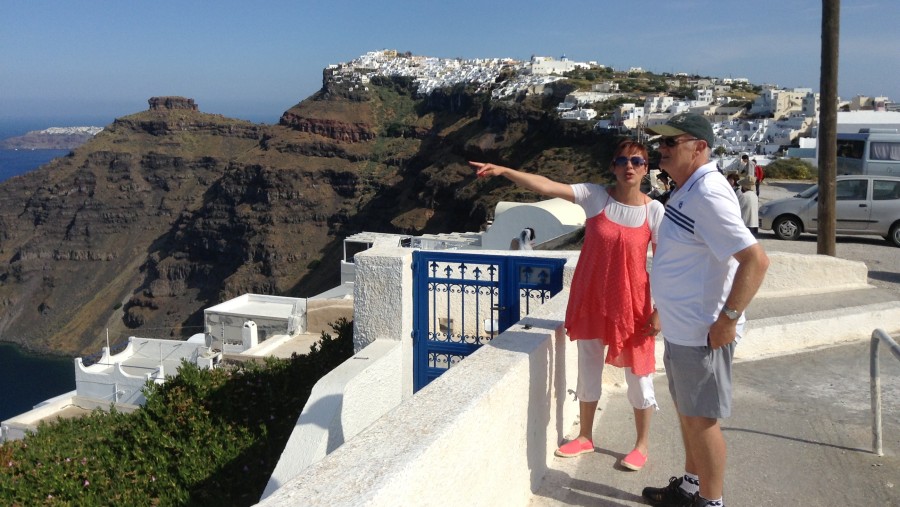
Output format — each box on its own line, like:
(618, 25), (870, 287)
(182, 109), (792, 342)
(721, 305), (741, 320)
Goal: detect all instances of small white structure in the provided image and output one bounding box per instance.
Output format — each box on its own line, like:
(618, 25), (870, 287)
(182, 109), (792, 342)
(481, 198), (585, 250)
(204, 294), (306, 354)
(529, 55), (590, 76)
(560, 108), (597, 121)
(74, 337), (212, 406)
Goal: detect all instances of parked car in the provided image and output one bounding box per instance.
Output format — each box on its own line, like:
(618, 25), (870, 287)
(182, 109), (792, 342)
(759, 175), (900, 247)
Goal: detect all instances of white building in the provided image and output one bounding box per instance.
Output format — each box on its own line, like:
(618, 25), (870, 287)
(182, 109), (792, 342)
(560, 108), (597, 121)
(749, 88), (812, 118)
(204, 294), (305, 354)
(645, 94), (675, 114)
(564, 91), (616, 106)
(694, 88), (714, 104)
(529, 55), (590, 76)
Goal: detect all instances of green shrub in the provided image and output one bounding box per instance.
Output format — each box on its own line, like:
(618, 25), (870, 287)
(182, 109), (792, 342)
(0, 319), (354, 506)
(763, 158), (815, 180)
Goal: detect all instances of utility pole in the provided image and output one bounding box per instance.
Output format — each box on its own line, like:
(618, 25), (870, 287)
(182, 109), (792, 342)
(817, 0), (840, 256)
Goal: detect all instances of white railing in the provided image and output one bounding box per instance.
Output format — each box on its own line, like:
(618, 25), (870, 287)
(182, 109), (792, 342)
(870, 328), (900, 456)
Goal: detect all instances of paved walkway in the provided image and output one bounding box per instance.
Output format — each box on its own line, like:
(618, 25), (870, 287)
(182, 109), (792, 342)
(530, 340), (900, 506)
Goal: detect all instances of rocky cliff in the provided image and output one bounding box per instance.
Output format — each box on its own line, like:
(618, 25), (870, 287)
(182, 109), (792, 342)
(0, 80), (619, 356)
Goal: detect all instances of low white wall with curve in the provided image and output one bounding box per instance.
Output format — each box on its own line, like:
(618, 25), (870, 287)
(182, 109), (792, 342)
(262, 339), (403, 499)
(481, 198), (585, 250)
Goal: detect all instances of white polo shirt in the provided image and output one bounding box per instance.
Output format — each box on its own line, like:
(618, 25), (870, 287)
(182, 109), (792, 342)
(649, 162), (758, 346)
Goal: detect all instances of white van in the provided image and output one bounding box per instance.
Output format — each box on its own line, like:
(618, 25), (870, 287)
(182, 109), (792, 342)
(835, 128), (900, 176)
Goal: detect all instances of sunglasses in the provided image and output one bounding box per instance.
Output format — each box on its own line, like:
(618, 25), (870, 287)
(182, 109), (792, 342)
(658, 137), (700, 148)
(613, 156), (647, 167)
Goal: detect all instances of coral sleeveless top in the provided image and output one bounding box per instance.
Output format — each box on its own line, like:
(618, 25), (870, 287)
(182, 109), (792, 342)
(564, 201), (655, 375)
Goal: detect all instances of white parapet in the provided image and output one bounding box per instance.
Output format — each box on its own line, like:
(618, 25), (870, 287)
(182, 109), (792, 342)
(261, 339), (403, 499)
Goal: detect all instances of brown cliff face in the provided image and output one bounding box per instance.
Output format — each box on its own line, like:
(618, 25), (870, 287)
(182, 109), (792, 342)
(279, 114), (376, 142)
(0, 82), (617, 356)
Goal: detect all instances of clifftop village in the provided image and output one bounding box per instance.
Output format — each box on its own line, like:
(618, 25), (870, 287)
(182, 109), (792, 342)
(331, 49), (899, 162)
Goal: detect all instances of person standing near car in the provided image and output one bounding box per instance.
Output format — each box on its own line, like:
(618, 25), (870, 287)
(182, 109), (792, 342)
(738, 177), (759, 236)
(752, 159), (764, 196)
(642, 113), (769, 507)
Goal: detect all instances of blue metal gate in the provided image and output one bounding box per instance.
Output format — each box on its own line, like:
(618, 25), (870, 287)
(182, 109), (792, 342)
(412, 251), (566, 392)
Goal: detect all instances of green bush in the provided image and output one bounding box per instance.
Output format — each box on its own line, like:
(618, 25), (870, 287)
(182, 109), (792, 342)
(763, 158), (816, 180)
(0, 318), (354, 506)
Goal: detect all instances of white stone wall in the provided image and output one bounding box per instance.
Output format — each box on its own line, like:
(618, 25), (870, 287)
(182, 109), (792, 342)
(262, 339), (403, 499)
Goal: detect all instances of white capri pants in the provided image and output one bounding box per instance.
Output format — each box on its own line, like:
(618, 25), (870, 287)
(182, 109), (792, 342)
(575, 339), (657, 410)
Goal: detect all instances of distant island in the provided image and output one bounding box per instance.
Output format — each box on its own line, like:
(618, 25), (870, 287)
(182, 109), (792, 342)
(0, 126), (104, 150)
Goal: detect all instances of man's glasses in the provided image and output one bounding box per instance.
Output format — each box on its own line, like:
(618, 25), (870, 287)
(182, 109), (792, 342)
(658, 137), (700, 148)
(613, 156), (647, 167)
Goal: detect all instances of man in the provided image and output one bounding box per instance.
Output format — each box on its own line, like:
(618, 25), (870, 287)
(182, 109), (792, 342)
(725, 173), (740, 194)
(643, 113), (770, 507)
(752, 159), (764, 196)
(738, 177), (759, 236)
(735, 154), (752, 178)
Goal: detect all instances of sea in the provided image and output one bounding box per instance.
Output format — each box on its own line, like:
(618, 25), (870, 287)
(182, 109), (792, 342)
(0, 343), (75, 422)
(0, 122), (88, 422)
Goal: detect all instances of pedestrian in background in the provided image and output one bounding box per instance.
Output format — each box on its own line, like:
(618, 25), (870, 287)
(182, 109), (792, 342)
(753, 159), (764, 196)
(735, 154), (752, 178)
(510, 227), (536, 250)
(738, 177), (759, 236)
(726, 173), (740, 194)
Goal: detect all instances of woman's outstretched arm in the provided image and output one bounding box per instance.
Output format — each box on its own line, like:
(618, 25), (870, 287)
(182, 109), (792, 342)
(470, 161), (575, 202)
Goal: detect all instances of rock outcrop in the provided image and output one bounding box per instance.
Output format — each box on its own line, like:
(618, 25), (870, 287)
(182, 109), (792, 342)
(148, 96), (198, 111)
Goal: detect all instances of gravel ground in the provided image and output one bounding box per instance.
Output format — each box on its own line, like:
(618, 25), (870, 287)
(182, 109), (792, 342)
(758, 180), (900, 298)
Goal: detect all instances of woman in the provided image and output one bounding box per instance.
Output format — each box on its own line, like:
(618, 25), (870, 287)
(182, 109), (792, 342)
(470, 140), (663, 471)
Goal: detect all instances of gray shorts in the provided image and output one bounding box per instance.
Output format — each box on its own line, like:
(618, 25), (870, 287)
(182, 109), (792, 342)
(664, 339), (736, 419)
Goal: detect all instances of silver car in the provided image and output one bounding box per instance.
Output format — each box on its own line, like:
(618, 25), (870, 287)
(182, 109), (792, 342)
(759, 175), (900, 247)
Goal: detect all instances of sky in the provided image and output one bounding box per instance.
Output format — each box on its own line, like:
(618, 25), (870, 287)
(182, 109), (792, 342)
(2, 0), (899, 131)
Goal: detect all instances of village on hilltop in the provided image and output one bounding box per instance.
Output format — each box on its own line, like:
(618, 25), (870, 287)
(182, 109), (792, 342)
(329, 49), (900, 164)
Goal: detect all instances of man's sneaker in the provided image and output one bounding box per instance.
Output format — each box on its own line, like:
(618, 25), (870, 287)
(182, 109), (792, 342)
(691, 492), (724, 507)
(554, 439), (594, 457)
(641, 476), (694, 506)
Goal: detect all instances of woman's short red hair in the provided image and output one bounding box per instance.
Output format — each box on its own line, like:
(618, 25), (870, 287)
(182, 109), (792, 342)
(613, 139), (649, 161)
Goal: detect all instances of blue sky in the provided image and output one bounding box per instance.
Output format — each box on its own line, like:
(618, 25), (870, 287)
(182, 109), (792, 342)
(2, 0), (899, 129)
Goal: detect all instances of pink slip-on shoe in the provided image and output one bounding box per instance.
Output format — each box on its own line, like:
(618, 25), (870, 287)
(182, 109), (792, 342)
(554, 439), (594, 458)
(620, 449), (647, 471)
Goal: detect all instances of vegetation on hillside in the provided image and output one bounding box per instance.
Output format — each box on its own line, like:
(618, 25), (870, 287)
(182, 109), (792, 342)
(0, 319), (353, 506)
(763, 158), (816, 180)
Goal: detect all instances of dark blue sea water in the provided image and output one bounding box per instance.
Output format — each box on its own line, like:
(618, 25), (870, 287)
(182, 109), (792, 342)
(0, 344), (75, 422)
(0, 135), (79, 422)
(0, 149), (71, 182)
